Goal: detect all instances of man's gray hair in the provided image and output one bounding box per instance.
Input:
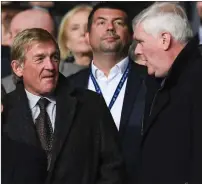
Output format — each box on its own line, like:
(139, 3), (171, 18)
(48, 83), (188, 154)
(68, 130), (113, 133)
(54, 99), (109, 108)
(132, 2), (193, 44)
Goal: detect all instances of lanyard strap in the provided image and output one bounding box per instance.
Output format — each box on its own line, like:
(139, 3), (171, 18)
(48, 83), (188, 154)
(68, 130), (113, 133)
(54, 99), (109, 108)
(90, 63), (130, 110)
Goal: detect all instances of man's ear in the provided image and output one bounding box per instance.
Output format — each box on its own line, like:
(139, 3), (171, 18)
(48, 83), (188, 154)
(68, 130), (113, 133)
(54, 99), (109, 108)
(160, 32), (171, 51)
(11, 60), (24, 77)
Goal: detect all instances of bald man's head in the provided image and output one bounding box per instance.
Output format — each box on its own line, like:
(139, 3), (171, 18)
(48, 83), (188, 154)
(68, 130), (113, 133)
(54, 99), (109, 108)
(9, 9), (55, 45)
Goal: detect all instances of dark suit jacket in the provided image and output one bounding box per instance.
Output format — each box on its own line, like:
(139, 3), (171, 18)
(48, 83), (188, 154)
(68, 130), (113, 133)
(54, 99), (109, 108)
(67, 59), (160, 184)
(1, 46), (11, 78)
(2, 133), (47, 184)
(199, 44), (202, 55)
(139, 36), (202, 184)
(2, 74), (124, 184)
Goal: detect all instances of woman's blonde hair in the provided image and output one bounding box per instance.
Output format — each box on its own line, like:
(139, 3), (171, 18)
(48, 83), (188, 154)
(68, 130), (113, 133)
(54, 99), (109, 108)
(58, 4), (92, 61)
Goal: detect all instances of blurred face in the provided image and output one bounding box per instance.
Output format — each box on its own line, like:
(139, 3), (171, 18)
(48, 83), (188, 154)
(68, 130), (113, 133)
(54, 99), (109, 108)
(1, 11), (13, 46)
(1, 23), (11, 46)
(197, 2), (202, 18)
(65, 10), (91, 54)
(87, 8), (131, 54)
(9, 11), (54, 45)
(133, 24), (170, 77)
(13, 41), (60, 96)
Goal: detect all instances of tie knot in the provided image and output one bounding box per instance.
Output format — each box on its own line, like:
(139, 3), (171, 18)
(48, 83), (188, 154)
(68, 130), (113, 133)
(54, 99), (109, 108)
(37, 98), (50, 110)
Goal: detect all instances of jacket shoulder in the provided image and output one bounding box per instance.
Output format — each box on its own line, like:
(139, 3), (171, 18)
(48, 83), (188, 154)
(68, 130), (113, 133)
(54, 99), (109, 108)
(67, 68), (89, 81)
(71, 86), (103, 105)
(2, 89), (17, 108)
(130, 61), (147, 78)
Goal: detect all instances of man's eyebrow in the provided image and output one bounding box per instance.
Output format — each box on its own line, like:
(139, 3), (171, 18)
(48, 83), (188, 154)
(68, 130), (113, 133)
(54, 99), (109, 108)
(51, 51), (60, 57)
(94, 17), (106, 21)
(113, 17), (125, 21)
(94, 17), (126, 23)
(95, 16), (125, 20)
(33, 53), (45, 58)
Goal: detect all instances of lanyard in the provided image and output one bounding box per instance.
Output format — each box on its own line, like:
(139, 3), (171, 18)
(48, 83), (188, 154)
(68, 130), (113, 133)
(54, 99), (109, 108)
(90, 63), (130, 110)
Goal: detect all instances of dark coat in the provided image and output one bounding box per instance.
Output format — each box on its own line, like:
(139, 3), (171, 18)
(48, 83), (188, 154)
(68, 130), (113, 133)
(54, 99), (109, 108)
(2, 133), (47, 184)
(199, 44), (202, 55)
(67, 59), (161, 184)
(2, 74), (124, 184)
(139, 36), (202, 184)
(1, 46), (11, 78)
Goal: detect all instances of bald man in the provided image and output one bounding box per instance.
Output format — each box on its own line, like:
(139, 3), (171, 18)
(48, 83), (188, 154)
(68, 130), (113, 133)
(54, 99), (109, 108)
(2, 8), (55, 93)
(9, 8), (55, 45)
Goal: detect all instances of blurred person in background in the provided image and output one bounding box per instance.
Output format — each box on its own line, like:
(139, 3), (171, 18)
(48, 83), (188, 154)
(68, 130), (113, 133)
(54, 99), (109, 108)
(2, 8), (55, 93)
(1, 7), (18, 46)
(28, 1), (54, 10)
(133, 2), (202, 183)
(1, 5), (19, 78)
(9, 8), (55, 44)
(58, 4), (93, 77)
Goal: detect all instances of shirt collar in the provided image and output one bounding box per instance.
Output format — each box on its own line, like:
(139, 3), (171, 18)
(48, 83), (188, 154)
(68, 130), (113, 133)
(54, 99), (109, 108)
(91, 57), (129, 79)
(25, 89), (56, 109)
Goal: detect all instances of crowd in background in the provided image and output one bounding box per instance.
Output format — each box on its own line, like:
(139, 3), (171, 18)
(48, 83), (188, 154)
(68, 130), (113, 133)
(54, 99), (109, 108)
(1, 1), (202, 184)
(1, 1), (202, 92)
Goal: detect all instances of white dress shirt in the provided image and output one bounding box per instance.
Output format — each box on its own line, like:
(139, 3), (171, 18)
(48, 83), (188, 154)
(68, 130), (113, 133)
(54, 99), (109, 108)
(88, 57), (129, 130)
(25, 89), (56, 130)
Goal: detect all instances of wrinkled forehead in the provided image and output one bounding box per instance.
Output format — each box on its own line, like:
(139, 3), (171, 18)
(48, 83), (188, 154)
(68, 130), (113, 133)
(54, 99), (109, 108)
(23, 40), (59, 56)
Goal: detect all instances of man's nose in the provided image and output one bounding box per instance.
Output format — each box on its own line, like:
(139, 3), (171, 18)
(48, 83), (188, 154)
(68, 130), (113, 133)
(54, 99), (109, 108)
(106, 22), (115, 31)
(134, 43), (142, 55)
(44, 58), (55, 70)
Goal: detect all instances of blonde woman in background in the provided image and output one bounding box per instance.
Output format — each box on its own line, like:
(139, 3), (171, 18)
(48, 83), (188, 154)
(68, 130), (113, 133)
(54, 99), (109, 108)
(58, 4), (93, 77)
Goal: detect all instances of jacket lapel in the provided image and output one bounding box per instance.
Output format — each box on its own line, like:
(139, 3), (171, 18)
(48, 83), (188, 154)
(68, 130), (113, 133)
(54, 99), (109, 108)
(81, 68), (90, 88)
(119, 61), (147, 136)
(142, 89), (170, 143)
(5, 83), (40, 148)
(49, 76), (78, 172)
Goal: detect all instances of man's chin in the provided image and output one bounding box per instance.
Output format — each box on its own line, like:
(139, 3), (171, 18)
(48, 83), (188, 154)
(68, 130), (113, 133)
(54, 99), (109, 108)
(100, 43), (121, 52)
(147, 68), (155, 76)
(41, 88), (55, 96)
(41, 83), (56, 94)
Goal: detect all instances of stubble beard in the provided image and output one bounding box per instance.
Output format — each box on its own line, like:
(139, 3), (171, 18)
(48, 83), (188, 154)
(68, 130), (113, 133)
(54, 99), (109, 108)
(99, 40), (124, 54)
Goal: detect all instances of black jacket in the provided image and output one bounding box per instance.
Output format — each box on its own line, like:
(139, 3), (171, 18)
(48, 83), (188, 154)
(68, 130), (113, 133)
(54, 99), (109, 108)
(67, 59), (161, 184)
(1, 46), (11, 78)
(2, 74), (124, 184)
(2, 133), (47, 184)
(199, 44), (202, 55)
(139, 36), (202, 184)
